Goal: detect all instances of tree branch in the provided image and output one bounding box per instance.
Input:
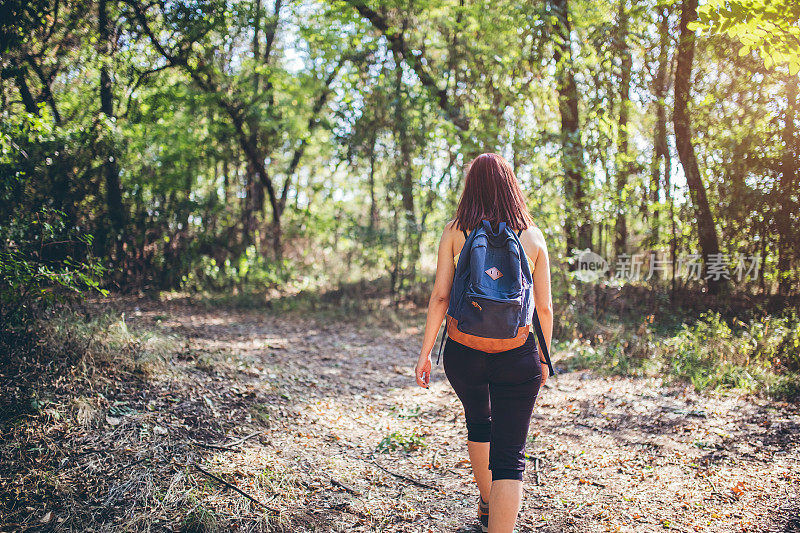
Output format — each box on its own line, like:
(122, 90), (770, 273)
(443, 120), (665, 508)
(125, 0), (281, 221)
(278, 60), (343, 212)
(192, 463), (280, 513)
(344, 0), (469, 130)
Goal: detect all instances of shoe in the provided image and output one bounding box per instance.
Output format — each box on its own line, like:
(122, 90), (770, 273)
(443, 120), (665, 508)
(477, 495), (489, 532)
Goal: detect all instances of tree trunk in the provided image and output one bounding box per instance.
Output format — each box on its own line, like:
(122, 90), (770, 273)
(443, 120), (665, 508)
(650, 6), (671, 277)
(394, 48), (418, 286)
(614, 0), (631, 256)
(222, 158), (230, 204)
(99, 0), (127, 269)
(248, 0), (267, 256)
(778, 75), (798, 295)
(368, 126), (378, 232)
(673, 0), (724, 294)
(14, 69), (38, 114)
(551, 0), (591, 257)
(26, 58), (61, 123)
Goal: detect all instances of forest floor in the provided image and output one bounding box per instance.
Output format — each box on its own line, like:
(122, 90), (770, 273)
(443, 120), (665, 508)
(2, 296), (799, 532)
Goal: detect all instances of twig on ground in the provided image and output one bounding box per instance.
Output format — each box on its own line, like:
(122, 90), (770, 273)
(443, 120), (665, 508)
(576, 422), (605, 432)
(193, 441), (243, 452)
(72, 448), (107, 458)
(192, 463), (280, 513)
(331, 477), (361, 496)
(533, 457), (541, 486)
(702, 472), (734, 501)
(711, 491), (737, 503)
(370, 460), (440, 491)
(225, 430), (264, 448)
(194, 430), (264, 451)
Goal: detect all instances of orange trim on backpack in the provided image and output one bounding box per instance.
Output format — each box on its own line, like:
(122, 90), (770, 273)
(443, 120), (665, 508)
(446, 314), (530, 353)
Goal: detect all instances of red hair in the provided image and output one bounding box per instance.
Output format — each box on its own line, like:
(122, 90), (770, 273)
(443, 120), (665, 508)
(454, 153), (534, 233)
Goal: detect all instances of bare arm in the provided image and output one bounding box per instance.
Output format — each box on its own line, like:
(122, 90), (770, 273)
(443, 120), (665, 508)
(521, 227), (554, 374)
(415, 222), (456, 388)
(530, 229), (553, 356)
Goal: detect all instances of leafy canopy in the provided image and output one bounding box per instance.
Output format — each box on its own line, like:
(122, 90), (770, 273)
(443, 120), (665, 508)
(690, 0), (800, 73)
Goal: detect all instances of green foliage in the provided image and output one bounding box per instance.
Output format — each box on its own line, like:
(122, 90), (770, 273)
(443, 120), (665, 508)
(1, 172), (107, 328)
(0, 0), (50, 53)
(561, 318), (661, 378)
(180, 246), (298, 292)
(563, 301), (800, 400)
(665, 310), (800, 391)
(0, 108), (108, 328)
(1, 0), (797, 300)
(0, 206), (107, 320)
(666, 311), (753, 390)
(692, 0), (800, 72)
(377, 429), (427, 452)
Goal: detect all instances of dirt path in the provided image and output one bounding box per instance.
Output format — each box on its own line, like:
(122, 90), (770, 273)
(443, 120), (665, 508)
(5, 299), (798, 532)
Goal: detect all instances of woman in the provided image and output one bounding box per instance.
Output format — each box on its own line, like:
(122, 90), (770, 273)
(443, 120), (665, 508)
(414, 153), (553, 533)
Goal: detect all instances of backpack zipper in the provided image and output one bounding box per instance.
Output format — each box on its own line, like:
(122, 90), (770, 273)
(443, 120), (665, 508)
(466, 290), (523, 304)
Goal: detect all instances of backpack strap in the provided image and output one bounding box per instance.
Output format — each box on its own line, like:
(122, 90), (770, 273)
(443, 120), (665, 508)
(517, 225), (552, 375)
(435, 323), (447, 366)
(533, 308), (555, 377)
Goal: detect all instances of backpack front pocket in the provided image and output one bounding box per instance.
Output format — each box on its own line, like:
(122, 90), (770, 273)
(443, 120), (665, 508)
(456, 290), (522, 339)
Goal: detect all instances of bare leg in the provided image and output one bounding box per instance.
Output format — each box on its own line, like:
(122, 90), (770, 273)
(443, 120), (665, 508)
(467, 441), (491, 502)
(488, 479), (522, 532)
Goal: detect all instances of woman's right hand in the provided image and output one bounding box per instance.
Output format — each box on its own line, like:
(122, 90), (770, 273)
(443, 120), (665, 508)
(539, 359), (549, 388)
(415, 355), (431, 389)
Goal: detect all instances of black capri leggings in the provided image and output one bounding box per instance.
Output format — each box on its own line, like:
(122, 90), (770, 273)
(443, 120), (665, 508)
(443, 331), (542, 481)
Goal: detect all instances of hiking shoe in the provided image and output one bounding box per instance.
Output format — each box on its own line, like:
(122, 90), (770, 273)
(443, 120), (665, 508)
(477, 495), (489, 532)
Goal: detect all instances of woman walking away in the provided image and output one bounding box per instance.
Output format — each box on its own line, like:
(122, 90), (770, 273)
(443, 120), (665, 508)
(414, 153), (554, 533)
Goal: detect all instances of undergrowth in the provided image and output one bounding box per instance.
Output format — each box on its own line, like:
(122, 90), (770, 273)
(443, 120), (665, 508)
(0, 309), (292, 532)
(562, 308), (800, 401)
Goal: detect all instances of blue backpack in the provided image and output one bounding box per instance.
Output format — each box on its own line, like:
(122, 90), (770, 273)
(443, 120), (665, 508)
(437, 220), (554, 377)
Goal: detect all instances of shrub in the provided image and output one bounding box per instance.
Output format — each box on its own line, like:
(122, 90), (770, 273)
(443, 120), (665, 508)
(0, 205), (107, 330)
(664, 310), (800, 396)
(1, 111), (107, 330)
(180, 246), (298, 293)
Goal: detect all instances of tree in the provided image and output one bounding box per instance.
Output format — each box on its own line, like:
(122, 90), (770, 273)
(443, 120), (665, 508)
(674, 0), (725, 294)
(648, 4), (674, 287)
(550, 0), (591, 256)
(777, 76), (798, 295)
(615, 0), (632, 256)
(125, 0), (343, 260)
(98, 0), (128, 269)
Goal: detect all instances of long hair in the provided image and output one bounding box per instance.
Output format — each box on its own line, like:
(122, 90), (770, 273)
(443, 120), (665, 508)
(454, 153), (534, 233)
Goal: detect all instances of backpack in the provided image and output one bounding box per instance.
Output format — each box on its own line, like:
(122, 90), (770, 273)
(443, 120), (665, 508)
(436, 220), (555, 377)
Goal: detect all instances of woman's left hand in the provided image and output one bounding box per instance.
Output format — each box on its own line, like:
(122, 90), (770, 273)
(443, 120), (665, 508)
(415, 355), (432, 389)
